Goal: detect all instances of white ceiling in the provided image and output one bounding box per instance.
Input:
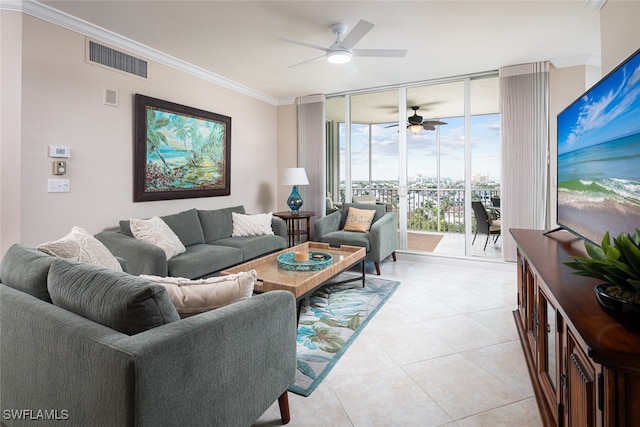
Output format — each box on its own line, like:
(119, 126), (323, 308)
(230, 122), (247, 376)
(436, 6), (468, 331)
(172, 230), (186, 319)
(35, 0), (602, 107)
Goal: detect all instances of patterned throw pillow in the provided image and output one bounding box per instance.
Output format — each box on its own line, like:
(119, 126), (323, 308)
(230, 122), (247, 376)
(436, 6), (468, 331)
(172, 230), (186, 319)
(130, 216), (186, 260)
(231, 212), (274, 237)
(37, 226), (122, 271)
(141, 270), (256, 317)
(343, 207), (376, 232)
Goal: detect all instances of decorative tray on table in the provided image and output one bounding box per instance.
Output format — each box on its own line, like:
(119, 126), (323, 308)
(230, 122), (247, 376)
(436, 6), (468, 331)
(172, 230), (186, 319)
(276, 251), (333, 271)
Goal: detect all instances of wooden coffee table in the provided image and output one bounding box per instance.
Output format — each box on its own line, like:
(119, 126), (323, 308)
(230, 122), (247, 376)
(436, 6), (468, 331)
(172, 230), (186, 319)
(220, 242), (366, 318)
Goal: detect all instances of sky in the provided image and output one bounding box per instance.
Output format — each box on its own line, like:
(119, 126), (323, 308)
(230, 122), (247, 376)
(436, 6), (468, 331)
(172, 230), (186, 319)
(558, 49), (640, 155)
(340, 114), (501, 183)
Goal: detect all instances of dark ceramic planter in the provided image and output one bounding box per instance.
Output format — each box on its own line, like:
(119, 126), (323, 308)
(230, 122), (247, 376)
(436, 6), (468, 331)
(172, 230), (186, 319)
(594, 284), (640, 333)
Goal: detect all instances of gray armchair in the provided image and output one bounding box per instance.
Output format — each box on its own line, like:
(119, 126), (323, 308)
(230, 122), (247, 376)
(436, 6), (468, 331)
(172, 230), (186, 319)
(314, 203), (397, 275)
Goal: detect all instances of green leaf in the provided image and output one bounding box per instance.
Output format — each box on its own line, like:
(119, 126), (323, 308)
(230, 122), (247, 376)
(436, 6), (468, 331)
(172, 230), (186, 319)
(585, 242), (606, 261)
(601, 231), (611, 252)
(604, 246), (621, 261)
(618, 234), (640, 277)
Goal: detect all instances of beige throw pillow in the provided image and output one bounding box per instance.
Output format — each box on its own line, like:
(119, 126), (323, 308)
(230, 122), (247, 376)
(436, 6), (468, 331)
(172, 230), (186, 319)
(141, 270), (256, 317)
(231, 212), (274, 237)
(37, 226), (123, 271)
(130, 216), (186, 260)
(343, 207), (376, 232)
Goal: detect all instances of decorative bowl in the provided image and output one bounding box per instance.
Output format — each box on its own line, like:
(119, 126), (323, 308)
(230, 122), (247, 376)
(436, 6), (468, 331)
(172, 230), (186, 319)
(594, 284), (640, 333)
(277, 251), (333, 271)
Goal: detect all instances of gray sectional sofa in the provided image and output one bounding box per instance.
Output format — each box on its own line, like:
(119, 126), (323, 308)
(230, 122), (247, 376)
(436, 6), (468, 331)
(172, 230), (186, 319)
(95, 206), (288, 278)
(0, 244), (297, 426)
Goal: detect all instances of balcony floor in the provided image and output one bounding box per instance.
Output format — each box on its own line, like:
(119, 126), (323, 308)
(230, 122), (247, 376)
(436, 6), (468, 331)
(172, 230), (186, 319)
(405, 231), (502, 260)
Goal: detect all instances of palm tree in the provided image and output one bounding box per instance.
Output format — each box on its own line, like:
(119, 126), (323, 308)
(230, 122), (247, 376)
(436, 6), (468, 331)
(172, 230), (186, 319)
(145, 109), (172, 173)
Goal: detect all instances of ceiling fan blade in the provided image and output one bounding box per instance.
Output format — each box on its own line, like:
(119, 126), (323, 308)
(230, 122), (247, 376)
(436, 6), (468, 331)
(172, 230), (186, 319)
(384, 124), (400, 128)
(279, 37), (328, 52)
(343, 60), (359, 76)
(340, 19), (374, 49)
(423, 120), (448, 126)
(287, 55), (325, 69)
(352, 48), (408, 58)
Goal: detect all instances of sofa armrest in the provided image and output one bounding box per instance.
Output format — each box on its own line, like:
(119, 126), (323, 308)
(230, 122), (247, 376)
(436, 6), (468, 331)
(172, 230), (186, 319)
(313, 210), (342, 240)
(271, 216), (287, 240)
(368, 212), (398, 262)
(95, 231), (168, 277)
(116, 290), (297, 426)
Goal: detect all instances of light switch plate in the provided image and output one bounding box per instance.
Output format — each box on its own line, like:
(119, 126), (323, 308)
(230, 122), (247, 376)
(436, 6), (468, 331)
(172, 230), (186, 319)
(48, 179), (70, 193)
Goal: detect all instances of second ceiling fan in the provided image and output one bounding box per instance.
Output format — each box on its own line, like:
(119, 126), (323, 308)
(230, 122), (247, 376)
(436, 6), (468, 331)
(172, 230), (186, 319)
(280, 19), (407, 72)
(387, 106), (448, 133)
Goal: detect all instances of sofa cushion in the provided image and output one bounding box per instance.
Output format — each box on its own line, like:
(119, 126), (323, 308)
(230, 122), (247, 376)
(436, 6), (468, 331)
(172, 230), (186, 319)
(339, 203), (386, 229)
(167, 244), (243, 279)
(231, 212), (274, 237)
(343, 207), (376, 232)
(319, 230), (372, 252)
(0, 244), (55, 302)
(141, 270), (256, 317)
(36, 226), (123, 271)
(197, 206), (245, 243)
(130, 216), (186, 260)
(213, 235), (286, 261)
(47, 259), (180, 335)
(160, 208), (205, 246)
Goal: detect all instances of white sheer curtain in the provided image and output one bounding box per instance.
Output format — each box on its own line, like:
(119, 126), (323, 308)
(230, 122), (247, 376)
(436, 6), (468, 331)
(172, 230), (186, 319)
(500, 62), (549, 262)
(296, 94), (326, 224)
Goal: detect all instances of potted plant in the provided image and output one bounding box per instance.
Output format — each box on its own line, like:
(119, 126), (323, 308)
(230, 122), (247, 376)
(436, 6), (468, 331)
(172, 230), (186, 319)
(564, 229), (640, 328)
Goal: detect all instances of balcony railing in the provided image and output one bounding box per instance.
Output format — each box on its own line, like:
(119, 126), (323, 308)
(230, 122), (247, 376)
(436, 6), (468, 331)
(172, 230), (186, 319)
(341, 187), (500, 233)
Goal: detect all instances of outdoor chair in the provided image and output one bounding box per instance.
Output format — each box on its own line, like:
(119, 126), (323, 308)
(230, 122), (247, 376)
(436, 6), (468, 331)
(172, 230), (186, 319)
(471, 201), (501, 250)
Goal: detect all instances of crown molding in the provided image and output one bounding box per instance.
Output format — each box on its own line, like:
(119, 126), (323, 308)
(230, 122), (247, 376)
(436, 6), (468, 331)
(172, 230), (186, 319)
(3, 0), (282, 106)
(584, 0), (607, 11)
(550, 54), (602, 69)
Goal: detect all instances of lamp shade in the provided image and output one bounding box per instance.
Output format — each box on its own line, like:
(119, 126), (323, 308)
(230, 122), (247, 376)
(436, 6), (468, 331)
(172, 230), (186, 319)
(281, 168), (309, 186)
(408, 124), (423, 134)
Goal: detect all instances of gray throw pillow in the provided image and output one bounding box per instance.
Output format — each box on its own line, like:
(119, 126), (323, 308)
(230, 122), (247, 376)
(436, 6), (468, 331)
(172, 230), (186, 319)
(47, 259), (180, 335)
(0, 244), (55, 302)
(160, 208), (205, 246)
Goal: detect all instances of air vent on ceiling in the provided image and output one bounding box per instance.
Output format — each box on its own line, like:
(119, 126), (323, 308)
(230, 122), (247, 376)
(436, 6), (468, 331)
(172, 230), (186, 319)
(87, 40), (148, 79)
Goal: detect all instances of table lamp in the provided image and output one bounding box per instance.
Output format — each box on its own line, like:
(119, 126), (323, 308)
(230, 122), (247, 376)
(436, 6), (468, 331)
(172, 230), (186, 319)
(281, 167), (309, 213)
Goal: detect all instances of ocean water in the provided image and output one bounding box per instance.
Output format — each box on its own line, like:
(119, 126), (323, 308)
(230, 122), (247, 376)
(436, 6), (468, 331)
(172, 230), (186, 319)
(558, 133), (640, 206)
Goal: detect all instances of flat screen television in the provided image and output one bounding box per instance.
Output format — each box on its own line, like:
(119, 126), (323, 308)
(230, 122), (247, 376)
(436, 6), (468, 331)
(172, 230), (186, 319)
(555, 47), (640, 246)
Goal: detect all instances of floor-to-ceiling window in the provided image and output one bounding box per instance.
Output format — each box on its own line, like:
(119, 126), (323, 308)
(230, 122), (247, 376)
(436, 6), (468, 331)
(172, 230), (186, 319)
(326, 73), (501, 259)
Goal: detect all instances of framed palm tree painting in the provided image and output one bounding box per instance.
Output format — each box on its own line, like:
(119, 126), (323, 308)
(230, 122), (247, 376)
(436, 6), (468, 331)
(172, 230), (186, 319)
(134, 94), (231, 201)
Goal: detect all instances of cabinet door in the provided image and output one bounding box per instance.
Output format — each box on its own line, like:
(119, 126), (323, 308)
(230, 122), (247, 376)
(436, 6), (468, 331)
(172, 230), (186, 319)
(566, 330), (596, 427)
(526, 263), (538, 353)
(538, 289), (561, 424)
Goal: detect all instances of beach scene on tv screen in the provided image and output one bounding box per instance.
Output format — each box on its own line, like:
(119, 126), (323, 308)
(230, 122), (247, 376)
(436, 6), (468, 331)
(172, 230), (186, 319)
(557, 50), (640, 244)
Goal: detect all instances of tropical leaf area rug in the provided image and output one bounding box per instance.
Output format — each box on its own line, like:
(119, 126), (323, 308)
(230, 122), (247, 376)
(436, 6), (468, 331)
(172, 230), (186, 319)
(289, 273), (401, 397)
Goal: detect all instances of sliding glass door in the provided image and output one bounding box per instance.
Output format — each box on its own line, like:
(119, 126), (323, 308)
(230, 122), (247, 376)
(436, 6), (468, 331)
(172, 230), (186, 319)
(326, 73), (501, 259)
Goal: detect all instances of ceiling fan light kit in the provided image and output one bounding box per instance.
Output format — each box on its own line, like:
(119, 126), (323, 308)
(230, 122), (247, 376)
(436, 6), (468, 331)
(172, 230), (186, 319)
(408, 124), (424, 134)
(327, 49), (352, 64)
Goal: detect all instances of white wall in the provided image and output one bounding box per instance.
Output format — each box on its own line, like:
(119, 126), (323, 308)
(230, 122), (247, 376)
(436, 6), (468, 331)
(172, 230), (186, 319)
(600, 0), (640, 75)
(1, 14), (284, 251)
(0, 10), (23, 254)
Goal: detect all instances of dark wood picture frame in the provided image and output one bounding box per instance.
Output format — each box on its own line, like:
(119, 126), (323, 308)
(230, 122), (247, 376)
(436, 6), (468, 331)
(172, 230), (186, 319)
(134, 94), (231, 202)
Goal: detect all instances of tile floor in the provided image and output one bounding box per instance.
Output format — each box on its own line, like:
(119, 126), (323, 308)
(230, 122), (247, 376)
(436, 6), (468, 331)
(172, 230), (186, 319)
(254, 253), (542, 427)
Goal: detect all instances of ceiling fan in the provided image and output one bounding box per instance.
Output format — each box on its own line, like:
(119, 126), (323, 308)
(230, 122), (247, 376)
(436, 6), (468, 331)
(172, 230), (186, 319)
(280, 20), (407, 72)
(386, 106), (448, 133)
